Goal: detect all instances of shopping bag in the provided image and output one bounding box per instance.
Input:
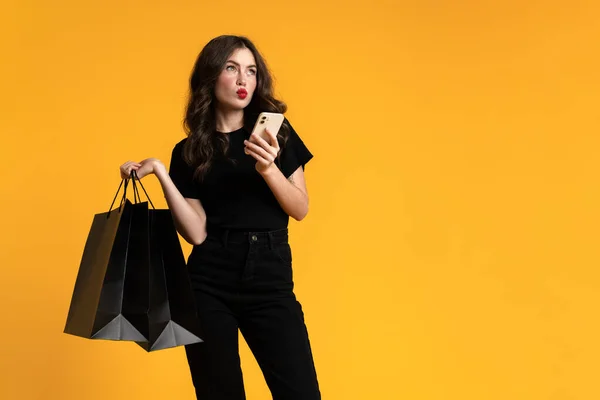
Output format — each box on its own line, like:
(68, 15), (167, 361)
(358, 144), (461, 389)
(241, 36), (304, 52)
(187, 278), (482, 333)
(64, 173), (204, 351)
(127, 175), (203, 352)
(63, 179), (150, 342)
(134, 209), (204, 351)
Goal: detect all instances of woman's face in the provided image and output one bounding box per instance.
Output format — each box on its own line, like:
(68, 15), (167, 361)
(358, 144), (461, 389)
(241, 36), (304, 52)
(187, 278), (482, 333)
(214, 47), (258, 111)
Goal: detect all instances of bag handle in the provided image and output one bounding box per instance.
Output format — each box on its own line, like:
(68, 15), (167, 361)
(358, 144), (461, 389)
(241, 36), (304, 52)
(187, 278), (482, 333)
(107, 178), (130, 215)
(130, 170), (155, 209)
(106, 171), (155, 217)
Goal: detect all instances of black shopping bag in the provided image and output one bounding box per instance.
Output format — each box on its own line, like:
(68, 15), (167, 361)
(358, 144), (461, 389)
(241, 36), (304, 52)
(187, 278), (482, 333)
(64, 173), (203, 351)
(135, 207), (204, 352)
(126, 174), (203, 351)
(64, 179), (150, 342)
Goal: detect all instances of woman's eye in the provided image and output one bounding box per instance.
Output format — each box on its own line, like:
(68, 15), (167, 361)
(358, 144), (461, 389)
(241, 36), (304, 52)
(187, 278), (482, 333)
(248, 69), (257, 76)
(226, 65), (236, 71)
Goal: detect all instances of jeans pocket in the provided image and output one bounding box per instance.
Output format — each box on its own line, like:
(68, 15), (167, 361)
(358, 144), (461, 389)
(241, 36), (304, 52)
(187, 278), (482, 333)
(273, 243), (292, 265)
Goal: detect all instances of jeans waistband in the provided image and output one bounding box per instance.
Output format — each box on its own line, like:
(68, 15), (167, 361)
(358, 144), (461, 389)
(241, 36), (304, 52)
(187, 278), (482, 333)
(206, 225), (289, 246)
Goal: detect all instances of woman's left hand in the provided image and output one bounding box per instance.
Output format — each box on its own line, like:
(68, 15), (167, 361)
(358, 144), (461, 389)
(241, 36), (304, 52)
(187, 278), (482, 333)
(244, 128), (281, 174)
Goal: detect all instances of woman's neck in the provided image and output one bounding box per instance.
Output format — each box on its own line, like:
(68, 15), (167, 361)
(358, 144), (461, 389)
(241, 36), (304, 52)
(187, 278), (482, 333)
(215, 107), (244, 133)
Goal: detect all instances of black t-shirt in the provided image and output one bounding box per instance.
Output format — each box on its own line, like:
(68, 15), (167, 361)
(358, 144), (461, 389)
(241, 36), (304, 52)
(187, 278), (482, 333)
(168, 120), (313, 231)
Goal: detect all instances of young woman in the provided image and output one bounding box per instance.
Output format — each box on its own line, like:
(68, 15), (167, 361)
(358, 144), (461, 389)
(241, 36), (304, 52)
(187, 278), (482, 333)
(119, 35), (321, 400)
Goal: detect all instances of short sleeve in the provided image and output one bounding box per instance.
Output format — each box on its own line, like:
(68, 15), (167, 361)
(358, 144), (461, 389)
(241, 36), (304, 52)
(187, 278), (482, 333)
(169, 139), (201, 199)
(279, 120), (314, 178)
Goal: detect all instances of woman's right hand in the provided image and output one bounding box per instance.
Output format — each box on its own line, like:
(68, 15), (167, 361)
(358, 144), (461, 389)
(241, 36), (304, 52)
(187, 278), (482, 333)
(119, 158), (165, 180)
(120, 161), (142, 180)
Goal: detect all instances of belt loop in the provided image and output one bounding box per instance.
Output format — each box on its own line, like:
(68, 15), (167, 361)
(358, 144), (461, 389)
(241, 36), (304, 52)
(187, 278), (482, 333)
(222, 229), (229, 249)
(267, 231), (274, 250)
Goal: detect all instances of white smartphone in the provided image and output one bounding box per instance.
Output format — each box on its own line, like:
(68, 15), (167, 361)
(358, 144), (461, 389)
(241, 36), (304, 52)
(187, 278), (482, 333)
(250, 112), (285, 142)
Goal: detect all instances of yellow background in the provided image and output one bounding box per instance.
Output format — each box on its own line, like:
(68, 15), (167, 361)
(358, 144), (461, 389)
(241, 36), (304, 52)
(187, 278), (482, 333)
(1, 0), (599, 399)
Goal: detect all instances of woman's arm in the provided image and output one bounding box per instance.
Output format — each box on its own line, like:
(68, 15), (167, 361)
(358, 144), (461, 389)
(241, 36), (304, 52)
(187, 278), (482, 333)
(243, 130), (310, 221)
(259, 164), (309, 221)
(154, 164), (207, 244)
(120, 159), (207, 245)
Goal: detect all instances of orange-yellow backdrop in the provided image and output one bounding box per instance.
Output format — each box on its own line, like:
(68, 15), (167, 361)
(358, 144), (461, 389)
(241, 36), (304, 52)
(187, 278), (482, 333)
(1, 0), (599, 399)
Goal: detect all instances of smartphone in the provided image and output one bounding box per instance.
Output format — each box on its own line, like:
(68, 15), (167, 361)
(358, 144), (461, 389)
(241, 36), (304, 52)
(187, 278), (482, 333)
(250, 112), (285, 142)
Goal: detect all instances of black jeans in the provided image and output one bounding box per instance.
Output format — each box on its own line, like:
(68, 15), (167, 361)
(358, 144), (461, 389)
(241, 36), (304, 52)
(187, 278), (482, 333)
(184, 227), (321, 400)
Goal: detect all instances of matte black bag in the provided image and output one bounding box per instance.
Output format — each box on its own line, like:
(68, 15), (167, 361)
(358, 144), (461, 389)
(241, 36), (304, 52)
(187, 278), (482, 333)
(131, 175), (204, 351)
(64, 174), (203, 351)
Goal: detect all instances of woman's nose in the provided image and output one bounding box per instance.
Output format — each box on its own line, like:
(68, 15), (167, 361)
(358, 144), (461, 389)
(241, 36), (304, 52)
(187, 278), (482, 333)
(237, 73), (246, 86)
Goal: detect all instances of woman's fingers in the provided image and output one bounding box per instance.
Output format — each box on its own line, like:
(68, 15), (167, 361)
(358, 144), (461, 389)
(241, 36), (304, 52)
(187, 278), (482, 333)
(244, 139), (277, 161)
(119, 161), (141, 179)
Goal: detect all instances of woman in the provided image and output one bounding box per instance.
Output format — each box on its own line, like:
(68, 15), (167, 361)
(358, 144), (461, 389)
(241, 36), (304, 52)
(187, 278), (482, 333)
(119, 35), (320, 400)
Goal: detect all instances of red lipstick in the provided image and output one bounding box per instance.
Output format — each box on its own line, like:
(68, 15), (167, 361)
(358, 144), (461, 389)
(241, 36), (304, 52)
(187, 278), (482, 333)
(237, 88), (247, 99)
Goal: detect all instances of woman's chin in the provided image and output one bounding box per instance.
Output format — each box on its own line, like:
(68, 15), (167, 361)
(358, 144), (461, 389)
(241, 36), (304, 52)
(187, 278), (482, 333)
(216, 101), (247, 113)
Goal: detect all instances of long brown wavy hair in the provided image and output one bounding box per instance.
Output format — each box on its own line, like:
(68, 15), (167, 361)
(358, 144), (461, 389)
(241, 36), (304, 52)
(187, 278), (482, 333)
(182, 35), (290, 181)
